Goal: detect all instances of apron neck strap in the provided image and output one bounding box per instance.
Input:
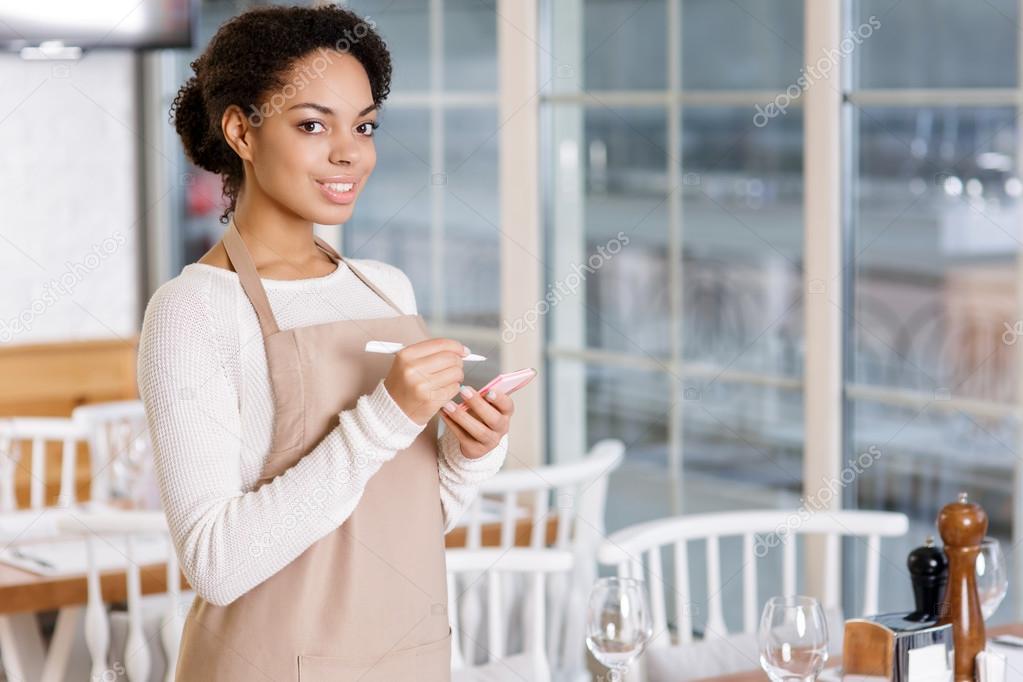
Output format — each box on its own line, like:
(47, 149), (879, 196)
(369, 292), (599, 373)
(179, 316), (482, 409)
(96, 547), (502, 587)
(222, 217), (280, 337)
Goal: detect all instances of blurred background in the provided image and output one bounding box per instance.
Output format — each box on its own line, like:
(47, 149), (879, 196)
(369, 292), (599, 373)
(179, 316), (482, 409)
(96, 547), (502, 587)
(2, 0), (1022, 664)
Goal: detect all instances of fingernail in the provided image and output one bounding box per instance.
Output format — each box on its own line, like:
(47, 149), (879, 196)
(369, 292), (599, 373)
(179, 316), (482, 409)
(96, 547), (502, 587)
(486, 390), (497, 400)
(460, 385), (474, 398)
(462, 345), (471, 355)
(443, 401), (456, 413)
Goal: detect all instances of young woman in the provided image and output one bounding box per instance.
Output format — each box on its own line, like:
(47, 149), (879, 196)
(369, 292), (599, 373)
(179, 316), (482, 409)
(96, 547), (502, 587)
(137, 6), (513, 680)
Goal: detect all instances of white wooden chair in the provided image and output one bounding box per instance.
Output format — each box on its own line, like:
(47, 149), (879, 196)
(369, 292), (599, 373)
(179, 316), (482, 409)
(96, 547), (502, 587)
(54, 510), (187, 682)
(447, 548), (574, 682)
(596, 509), (910, 681)
(456, 438), (624, 680)
(0, 411), (174, 682)
(0, 417), (88, 512)
(0, 417), (90, 682)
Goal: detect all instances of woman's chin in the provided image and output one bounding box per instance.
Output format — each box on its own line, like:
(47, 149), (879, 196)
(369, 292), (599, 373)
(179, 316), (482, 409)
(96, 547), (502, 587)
(308, 200), (357, 226)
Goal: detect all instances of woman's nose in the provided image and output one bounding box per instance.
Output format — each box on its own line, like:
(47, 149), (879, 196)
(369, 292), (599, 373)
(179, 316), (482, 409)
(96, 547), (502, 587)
(329, 132), (360, 166)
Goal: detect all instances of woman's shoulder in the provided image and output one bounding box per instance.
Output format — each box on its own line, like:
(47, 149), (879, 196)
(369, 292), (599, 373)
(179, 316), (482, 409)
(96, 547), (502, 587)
(141, 262), (232, 334)
(343, 257), (418, 316)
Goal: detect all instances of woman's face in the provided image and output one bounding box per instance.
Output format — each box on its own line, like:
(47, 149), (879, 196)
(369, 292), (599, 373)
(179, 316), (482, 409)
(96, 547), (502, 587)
(238, 49), (379, 225)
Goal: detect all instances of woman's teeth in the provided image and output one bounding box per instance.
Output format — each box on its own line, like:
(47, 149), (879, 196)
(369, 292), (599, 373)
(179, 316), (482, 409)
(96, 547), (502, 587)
(323, 182), (354, 192)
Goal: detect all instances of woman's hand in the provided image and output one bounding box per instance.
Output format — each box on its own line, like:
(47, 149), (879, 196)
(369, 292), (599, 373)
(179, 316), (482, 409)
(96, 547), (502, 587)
(439, 386), (514, 459)
(383, 338), (468, 425)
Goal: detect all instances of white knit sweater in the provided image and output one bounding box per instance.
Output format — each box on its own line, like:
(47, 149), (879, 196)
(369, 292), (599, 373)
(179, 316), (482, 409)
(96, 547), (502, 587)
(136, 256), (508, 607)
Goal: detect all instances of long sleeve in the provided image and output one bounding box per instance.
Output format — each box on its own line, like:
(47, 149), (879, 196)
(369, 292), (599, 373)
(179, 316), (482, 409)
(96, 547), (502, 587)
(137, 282), (426, 607)
(437, 428), (509, 533)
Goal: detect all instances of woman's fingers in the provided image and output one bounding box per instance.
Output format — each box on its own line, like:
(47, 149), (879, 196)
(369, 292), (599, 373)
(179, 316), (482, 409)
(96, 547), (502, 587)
(481, 389), (514, 416)
(442, 402), (495, 445)
(453, 387), (506, 430)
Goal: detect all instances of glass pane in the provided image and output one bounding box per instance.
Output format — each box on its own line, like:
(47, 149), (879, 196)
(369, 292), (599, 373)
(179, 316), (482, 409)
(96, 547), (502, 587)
(851, 106), (1019, 402)
(547, 358), (673, 531)
(681, 0), (804, 91)
(854, 0), (1017, 88)
(582, 0), (667, 91)
(344, 108), (433, 316)
(444, 0), (497, 91)
(546, 105), (670, 357)
(684, 381), (804, 502)
(680, 107), (804, 377)
(347, 0), (431, 93)
(443, 108), (500, 327)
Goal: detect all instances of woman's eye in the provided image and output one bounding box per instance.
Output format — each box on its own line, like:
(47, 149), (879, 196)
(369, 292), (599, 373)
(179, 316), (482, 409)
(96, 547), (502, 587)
(299, 121), (326, 134)
(357, 121), (379, 137)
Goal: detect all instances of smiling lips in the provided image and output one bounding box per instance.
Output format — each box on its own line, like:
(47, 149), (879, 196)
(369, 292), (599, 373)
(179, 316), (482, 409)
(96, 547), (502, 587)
(315, 176), (358, 205)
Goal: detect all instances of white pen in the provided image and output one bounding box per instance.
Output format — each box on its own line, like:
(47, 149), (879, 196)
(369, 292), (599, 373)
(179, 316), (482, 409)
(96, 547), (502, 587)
(365, 340), (487, 361)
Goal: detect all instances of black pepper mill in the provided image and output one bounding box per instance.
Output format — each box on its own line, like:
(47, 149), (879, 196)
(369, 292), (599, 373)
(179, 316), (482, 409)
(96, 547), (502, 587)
(905, 536), (948, 622)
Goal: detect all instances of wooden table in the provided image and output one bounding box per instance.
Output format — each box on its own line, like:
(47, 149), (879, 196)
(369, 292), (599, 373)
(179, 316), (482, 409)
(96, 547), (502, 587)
(696, 623), (1023, 681)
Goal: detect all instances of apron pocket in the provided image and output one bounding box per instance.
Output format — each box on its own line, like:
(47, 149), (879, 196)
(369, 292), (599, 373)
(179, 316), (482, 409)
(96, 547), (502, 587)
(298, 628), (452, 682)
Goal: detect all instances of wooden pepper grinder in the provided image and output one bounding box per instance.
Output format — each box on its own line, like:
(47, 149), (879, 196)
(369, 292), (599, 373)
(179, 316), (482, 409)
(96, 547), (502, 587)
(937, 491), (988, 682)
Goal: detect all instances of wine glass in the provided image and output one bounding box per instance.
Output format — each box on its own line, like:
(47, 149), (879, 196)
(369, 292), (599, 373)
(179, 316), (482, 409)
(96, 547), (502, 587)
(585, 576), (653, 681)
(109, 421), (151, 509)
(758, 595), (829, 682)
(976, 537), (1008, 621)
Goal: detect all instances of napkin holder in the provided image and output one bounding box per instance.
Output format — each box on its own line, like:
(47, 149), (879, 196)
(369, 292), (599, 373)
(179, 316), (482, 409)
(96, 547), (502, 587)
(841, 536), (953, 681)
(842, 615), (953, 681)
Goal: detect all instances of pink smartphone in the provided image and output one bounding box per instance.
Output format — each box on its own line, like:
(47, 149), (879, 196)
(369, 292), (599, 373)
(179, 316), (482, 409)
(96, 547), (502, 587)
(455, 367), (537, 411)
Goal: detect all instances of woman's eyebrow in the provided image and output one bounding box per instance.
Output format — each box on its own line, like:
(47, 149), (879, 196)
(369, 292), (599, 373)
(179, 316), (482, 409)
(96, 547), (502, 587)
(287, 102), (378, 116)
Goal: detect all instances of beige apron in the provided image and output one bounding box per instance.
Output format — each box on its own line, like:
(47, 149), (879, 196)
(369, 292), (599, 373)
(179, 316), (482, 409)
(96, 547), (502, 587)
(174, 218), (452, 681)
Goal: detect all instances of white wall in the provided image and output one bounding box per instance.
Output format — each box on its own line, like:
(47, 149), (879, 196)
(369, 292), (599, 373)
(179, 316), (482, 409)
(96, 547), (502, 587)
(0, 50), (139, 345)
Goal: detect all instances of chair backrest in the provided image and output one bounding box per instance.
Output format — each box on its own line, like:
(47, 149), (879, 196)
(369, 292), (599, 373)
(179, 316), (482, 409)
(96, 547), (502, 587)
(56, 510), (184, 682)
(459, 438), (624, 676)
(71, 400), (154, 507)
(596, 509), (909, 647)
(0, 417), (88, 511)
(446, 548), (573, 680)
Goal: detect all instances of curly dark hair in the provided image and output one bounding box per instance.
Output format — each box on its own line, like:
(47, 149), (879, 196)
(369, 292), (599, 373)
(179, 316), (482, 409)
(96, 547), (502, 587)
(169, 5), (392, 224)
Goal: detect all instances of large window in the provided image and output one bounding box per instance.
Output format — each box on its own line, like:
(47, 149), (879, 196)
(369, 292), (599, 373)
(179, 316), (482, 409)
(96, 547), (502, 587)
(845, 0), (1021, 623)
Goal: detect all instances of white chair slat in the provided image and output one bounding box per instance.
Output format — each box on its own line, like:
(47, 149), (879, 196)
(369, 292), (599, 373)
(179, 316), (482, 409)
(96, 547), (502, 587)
(162, 538), (182, 682)
(30, 438), (45, 509)
(124, 535), (151, 682)
(673, 540), (692, 644)
(499, 491), (516, 548)
(530, 489), (549, 548)
(783, 531), (797, 597)
(447, 571), (464, 669)
(863, 534), (882, 616)
(84, 536), (109, 682)
(742, 533), (757, 634)
(646, 546), (669, 649)
(824, 532), (840, 611)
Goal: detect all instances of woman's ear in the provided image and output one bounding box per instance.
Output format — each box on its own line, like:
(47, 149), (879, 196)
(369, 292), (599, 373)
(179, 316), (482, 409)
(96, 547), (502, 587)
(221, 104), (255, 162)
